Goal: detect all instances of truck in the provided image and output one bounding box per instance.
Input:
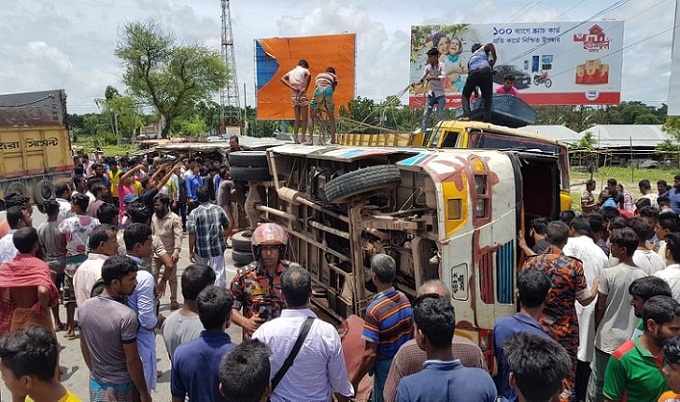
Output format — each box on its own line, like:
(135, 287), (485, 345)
(235, 143), (563, 369)
(0, 90), (74, 205)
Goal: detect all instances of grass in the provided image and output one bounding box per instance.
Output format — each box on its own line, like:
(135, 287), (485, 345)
(72, 140), (137, 157)
(569, 166), (679, 211)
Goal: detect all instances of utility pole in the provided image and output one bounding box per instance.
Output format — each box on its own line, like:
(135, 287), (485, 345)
(220, 0), (241, 135)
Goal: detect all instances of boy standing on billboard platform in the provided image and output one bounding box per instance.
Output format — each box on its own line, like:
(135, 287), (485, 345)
(309, 67), (338, 145)
(281, 59), (312, 144)
(461, 43), (497, 122)
(412, 48), (446, 133)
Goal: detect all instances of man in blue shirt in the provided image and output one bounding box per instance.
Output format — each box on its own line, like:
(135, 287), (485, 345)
(185, 162), (203, 215)
(461, 42), (497, 122)
(665, 174), (680, 214)
(395, 296), (496, 402)
(493, 268), (552, 402)
(171, 285), (236, 402)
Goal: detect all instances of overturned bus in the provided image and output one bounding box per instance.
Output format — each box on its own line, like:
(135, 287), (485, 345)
(236, 144), (562, 368)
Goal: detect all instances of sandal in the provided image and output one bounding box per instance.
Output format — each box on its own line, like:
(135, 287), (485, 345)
(55, 322), (66, 332)
(64, 332), (77, 341)
(171, 302), (180, 310)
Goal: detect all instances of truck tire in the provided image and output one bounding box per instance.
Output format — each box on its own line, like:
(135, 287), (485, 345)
(33, 179), (55, 205)
(231, 231), (252, 252)
(228, 151), (269, 168)
(231, 248), (254, 266)
(4, 182), (28, 199)
(324, 165), (401, 203)
(229, 166), (272, 181)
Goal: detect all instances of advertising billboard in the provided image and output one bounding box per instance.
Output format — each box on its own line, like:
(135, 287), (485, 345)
(668, 1), (680, 116)
(255, 33), (356, 120)
(409, 21), (624, 108)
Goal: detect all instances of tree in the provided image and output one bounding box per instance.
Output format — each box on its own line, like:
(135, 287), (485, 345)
(115, 21), (229, 138)
(95, 86), (144, 144)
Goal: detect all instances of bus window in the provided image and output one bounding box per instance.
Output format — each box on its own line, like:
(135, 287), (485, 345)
(440, 131), (460, 148)
(428, 126), (443, 147)
(478, 132), (558, 154)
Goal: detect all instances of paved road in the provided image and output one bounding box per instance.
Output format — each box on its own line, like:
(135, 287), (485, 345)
(0, 207), (244, 400)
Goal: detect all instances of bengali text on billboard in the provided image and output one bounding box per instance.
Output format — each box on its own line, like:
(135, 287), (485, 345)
(409, 21), (624, 108)
(255, 33), (356, 120)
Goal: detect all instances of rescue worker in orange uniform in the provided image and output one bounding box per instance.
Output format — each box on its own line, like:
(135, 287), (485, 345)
(230, 223), (292, 338)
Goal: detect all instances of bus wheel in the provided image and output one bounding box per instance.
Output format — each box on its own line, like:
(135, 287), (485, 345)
(231, 230), (252, 252)
(228, 151), (269, 168)
(324, 165), (401, 203)
(229, 166), (272, 181)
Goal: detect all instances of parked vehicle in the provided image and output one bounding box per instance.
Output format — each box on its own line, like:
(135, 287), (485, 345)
(639, 159), (659, 169)
(0, 90), (73, 205)
(493, 65), (532, 89)
(533, 71), (553, 88)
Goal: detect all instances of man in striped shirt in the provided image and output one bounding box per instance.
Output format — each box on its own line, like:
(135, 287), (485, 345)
(352, 254), (413, 402)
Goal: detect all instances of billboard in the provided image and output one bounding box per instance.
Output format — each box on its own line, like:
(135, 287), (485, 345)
(255, 33), (356, 120)
(669, 1), (680, 116)
(409, 21), (624, 108)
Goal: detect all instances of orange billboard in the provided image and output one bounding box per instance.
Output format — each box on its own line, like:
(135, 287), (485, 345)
(255, 33), (356, 120)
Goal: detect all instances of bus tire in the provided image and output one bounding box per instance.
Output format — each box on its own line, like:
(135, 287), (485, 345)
(229, 166), (272, 182)
(324, 165), (401, 203)
(4, 182), (28, 199)
(231, 248), (254, 266)
(231, 230), (252, 252)
(33, 179), (55, 205)
(228, 151), (269, 168)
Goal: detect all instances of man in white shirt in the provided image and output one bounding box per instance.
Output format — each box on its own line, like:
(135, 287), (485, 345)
(656, 232), (680, 300)
(281, 59), (311, 144)
(628, 217), (666, 275)
(561, 216), (608, 400)
(54, 183), (74, 222)
(413, 48), (447, 133)
(72, 226), (119, 307)
(588, 227), (647, 401)
(253, 265), (354, 402)
(639, 179), (659, 208)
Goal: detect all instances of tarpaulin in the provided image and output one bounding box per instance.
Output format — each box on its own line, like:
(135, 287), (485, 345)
(255, 33), (356, 120)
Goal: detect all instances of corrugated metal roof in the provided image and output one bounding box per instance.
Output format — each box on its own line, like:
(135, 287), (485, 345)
(578, 125), (668, 148)
(522, 125), (581, 144)
(522, 124), (671, 148)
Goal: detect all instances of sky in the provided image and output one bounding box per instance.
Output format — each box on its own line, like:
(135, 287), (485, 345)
(0, 0), (676, 114)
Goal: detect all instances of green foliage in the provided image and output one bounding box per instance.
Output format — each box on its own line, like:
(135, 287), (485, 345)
(95, 87), (144, 144)
(93, 131), (117, 147)
(576, 131), (596, 149)
(115, 20), (229, 138)
(535, 102), (667, 131)
(172, 114), (207, 137)
(663, 116), (680, 141)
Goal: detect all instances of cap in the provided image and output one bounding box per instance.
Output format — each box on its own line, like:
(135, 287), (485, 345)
(123, 193), (139, 204)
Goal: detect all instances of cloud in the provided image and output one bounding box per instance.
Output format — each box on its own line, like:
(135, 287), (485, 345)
(275, 1), (411, 101)
(0, 0), (677, 115)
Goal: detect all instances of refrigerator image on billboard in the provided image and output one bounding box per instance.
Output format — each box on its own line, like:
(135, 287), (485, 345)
(409, 21), (624, 108)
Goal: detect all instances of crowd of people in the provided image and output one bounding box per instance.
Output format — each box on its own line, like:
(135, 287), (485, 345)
(511, 175), (680, 402)
(4, 143), (680, 402)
